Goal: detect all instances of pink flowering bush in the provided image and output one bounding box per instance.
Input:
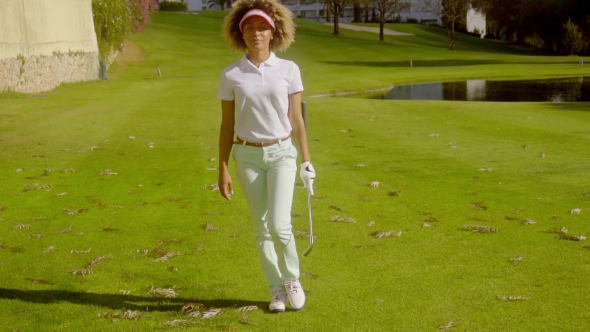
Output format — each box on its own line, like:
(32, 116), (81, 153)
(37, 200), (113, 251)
(128, 0), (159, 32)
(92, 0), (158, 60)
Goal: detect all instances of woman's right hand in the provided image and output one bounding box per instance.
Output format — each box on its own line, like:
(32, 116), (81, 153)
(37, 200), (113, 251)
(218, 169), (234, 201)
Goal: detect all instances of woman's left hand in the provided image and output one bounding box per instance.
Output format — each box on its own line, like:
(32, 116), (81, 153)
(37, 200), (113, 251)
(300, 161), (315, 195)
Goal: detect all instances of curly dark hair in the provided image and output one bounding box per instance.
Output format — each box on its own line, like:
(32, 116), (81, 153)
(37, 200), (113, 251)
(223, 0), (296, 52)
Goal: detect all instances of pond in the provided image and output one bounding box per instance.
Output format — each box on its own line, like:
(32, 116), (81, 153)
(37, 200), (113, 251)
(354, 77), (590, 102)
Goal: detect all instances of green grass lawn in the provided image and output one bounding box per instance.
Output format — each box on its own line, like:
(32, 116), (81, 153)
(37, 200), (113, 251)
(1, 11), (590, 331)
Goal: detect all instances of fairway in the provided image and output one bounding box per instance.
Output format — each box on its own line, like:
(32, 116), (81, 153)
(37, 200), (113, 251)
(1, 11), (590, 331)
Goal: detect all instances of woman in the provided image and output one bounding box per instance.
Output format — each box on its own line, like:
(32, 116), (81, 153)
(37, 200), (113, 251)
(216, 0), (316, 312)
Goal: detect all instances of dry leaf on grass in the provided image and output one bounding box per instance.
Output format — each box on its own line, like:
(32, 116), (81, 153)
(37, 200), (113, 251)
(64, 208), (87, 215)
(356, 164), (366, 168)
(388, 190), (402, 197)
(570, 208), (584, 215)
(497, 295), (531, 301)
(187, 307), (224, 318)
(30, 234), (43, 239)
(470, 201), (487, 210)
(56, 224), (72, 234)
(549, 227), (587, 241)
(203, 221), (220, 231)
(71, 248), (91, 254)
(181, 303), (205, 313)
(100, 227), (119, 232)
(372, 230), (402, 238)
(13, 223), (31, 230)
(331, 215), (357, 223)
(462, 225), (498, 233)
(165, 265), (178, 271)
(44, 246), (56, 253)
(370, 181), (380, 188)
(366, 221), (375, 227)
(510, 256), (524, 263)
(438, 321), (454, 329)
(88, 254), (114, 267)
(558, 233), (587, 241)
(328, 205), (345, 211)
(164, 320), (200, 327)
(340, 128), (353, 133)
(99, 309), (139, 321)
(24, 183), (52, 192)
(148, 286), (178, 298)
(478, 168), (493, 172)
(53, 192), (67, 197)
(523, 219), (537, 225)
(89, 146), (103, 151)
(235, 306), (258, 313)
(98, 169), (117, 176)
(70, 268), (93, 276)
(152, 252), (182, 263)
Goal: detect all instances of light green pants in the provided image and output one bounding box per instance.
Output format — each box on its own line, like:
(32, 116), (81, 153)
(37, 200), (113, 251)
(232, 138), (300, 291)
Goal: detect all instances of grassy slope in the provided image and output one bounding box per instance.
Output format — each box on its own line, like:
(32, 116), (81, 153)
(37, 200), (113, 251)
(0, 11), (590, 331)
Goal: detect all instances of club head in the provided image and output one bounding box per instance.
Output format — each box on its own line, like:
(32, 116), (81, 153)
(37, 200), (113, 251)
(302, 244), (313, 257)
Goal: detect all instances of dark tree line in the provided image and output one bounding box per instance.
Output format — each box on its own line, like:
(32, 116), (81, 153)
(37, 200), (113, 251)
(475, 0), (590, 54)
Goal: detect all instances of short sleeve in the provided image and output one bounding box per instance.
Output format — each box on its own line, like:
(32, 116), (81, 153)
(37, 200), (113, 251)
(217, 70), (234, 101)
(288, 62), (304, 94)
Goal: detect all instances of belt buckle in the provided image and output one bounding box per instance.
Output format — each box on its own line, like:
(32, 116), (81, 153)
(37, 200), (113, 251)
(255, 142), (264, 147)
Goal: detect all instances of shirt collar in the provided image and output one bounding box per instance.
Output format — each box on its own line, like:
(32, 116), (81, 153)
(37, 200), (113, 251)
(240, 52), (277, 69)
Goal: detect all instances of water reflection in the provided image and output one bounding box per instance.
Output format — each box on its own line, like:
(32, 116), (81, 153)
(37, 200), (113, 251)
(376, 77), (589, 102)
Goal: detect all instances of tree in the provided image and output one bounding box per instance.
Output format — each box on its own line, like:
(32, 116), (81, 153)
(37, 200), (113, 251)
(353, 0), (362, 23)
(321, 0), (332, 23)
(208, 0), (230, 10)
(363, 0), (371, 23)
(562, 18), (588, 54)
(327, 0), (351, 35)
(375, 0), (411, 41)
(422, 0), (468, 49)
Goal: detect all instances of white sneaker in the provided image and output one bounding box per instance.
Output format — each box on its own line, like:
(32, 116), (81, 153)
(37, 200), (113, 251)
(269, 290), (286, 312)
(284, 280), (305, 310)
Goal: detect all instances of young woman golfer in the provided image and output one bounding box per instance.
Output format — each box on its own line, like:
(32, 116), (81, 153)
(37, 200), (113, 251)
(217, 0), (316, 312)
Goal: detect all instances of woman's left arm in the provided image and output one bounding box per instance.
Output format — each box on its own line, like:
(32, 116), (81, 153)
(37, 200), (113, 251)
(288, 92), (311, 163)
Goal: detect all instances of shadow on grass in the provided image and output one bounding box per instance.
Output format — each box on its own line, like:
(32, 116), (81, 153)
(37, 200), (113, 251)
(0, 288), (267, 312)
(322, 59), (577, 68)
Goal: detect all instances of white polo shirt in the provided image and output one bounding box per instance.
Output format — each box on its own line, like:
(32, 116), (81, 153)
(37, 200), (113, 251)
(217, 52), (304, 143)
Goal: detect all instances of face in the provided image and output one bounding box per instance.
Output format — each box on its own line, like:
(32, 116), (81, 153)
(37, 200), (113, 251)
(242, 16), (274, 53)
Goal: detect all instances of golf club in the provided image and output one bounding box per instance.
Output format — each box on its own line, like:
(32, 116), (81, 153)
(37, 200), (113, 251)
(301, 102), (314, 257)
(302, 191), (314, 257)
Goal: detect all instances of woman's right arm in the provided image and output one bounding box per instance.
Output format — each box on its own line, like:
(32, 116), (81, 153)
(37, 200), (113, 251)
(218, 99), (235, 201)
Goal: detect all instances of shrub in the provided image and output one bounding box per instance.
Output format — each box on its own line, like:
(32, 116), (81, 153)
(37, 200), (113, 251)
(92, 0), (131, 60)
(159, 1), (188, 11)
(129, 0), (159, 32)
(406, 18), (418, 24)
(562, 18), (588, 55)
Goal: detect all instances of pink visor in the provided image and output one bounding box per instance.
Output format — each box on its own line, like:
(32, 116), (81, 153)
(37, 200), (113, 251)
(239, 9), (275, 32)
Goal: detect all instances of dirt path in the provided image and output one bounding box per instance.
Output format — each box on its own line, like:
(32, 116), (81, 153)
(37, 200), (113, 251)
(324, 23), (414, 36)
